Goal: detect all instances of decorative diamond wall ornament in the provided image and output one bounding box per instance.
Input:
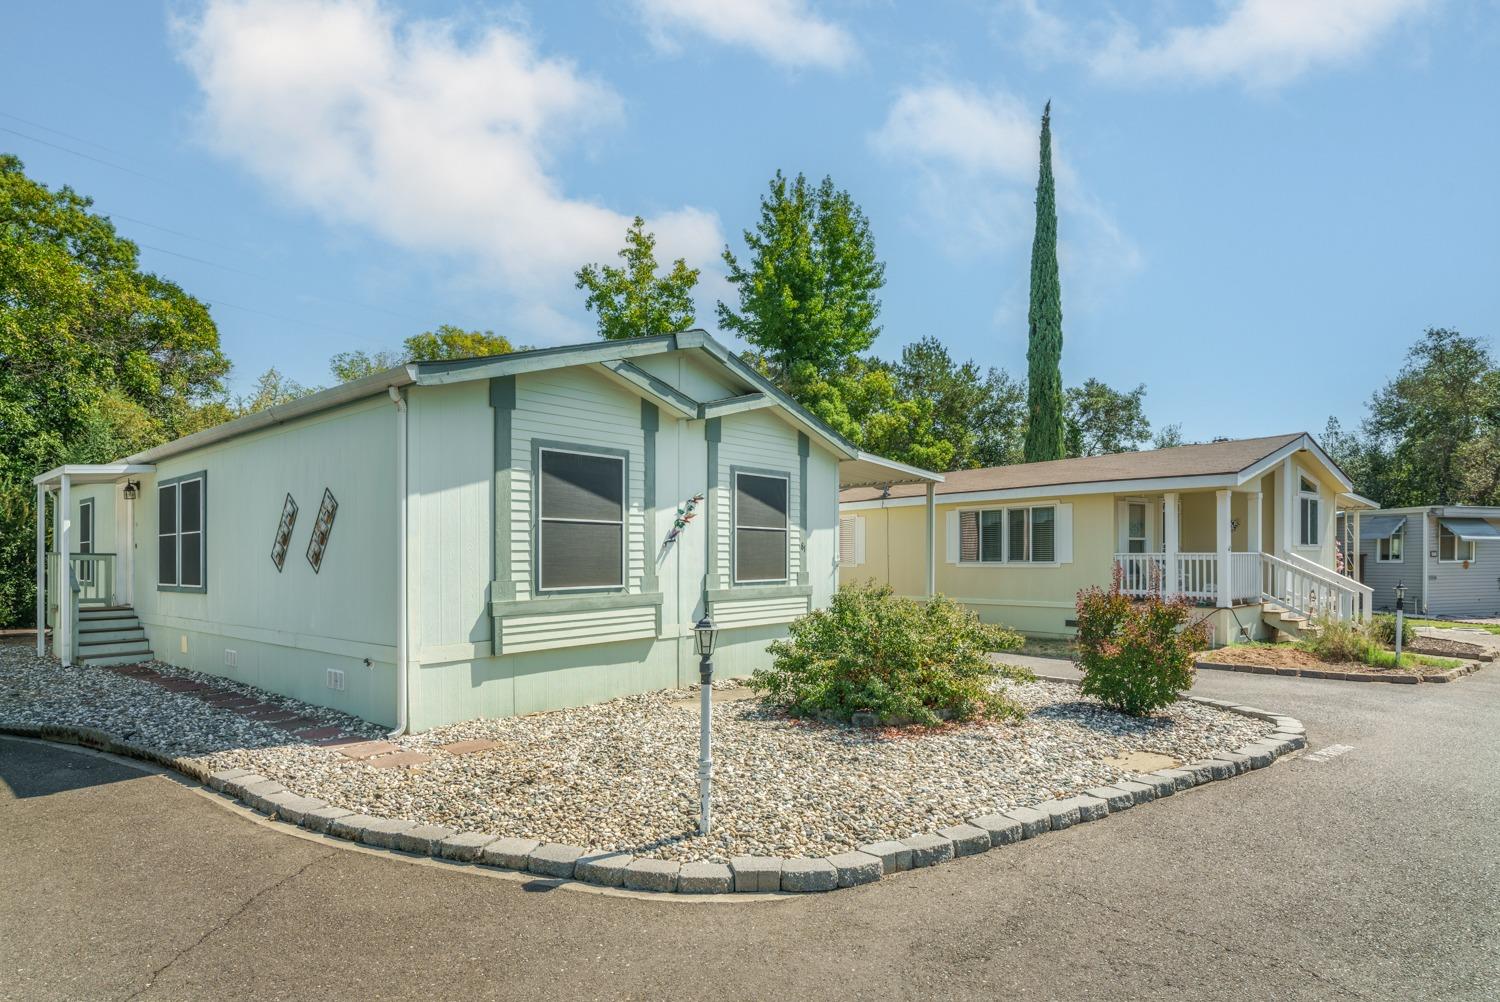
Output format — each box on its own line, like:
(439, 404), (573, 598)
(305, 488), (338, 573)
(271, 493), (299, 571)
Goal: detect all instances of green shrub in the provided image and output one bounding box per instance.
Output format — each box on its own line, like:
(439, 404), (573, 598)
(1075, 579), (1205, 716)
(748, 583), (1029, 726)
(1368, 613), (1415, 649)
(1301, 616), (1378, 663)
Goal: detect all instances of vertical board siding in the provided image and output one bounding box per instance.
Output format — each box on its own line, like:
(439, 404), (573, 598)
(410, 381), (493, 648)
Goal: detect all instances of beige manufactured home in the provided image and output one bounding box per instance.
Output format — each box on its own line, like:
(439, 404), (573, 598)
(839, 434), (1375, 646)
(35, 331), (938, 731)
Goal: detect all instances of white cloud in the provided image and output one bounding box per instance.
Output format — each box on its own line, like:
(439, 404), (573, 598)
(870, 84), (1140, 311)
(635, 0), (857, 69)
(1088, 0), (1432, 89)
(175, 0), (723, 342)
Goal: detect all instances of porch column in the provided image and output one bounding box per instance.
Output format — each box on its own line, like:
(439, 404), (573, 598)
(1216, 488), (1232, 608)
(1351, 509), (1361, 579)
(1162, 491), (1179, 597)
(1278, 457), (1296, 555)
(58, 473), (71, 666)
(925, 481), (936, 598)
(1247, 491), (1262, 552)
(35, 484), (46, 656)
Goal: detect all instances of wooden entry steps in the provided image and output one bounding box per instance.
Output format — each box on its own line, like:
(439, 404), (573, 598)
(75, 606), (153, 667)
(1261, 603), (1322, 643)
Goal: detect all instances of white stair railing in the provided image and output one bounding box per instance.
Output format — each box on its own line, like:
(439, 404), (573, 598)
(1261, 551), (1371, 623)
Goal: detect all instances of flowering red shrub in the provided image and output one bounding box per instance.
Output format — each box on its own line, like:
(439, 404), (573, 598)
(1075, 570), (1206, 716)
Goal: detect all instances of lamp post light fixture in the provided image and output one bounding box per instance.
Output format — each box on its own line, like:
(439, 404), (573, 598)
(1394, 582), (1406, 661)
(692, 616), (718, 836)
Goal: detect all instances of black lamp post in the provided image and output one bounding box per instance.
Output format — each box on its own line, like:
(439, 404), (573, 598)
(693, 616), (718, 835)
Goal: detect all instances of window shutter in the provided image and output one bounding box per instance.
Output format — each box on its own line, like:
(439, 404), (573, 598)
(959, 511), (980, 562)
(839, 515), (856, 566)
(1055, 503), (1073, 563)
(854, 515), (865, 565)
(945, 511), (959, 563)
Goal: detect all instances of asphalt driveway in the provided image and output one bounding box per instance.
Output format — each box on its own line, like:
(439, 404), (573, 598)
(3, 667), (1498, 1002)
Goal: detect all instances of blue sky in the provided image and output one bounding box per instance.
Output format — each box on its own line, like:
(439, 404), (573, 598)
(4, 0), (1496, 444)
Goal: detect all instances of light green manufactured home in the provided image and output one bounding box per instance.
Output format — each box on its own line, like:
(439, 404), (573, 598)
(34, 332), (939, 732)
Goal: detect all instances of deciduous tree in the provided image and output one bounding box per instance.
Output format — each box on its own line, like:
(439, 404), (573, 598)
(576, 216), (698, 340)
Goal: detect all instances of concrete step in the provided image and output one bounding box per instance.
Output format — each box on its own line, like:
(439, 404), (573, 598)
(76, 627), (146, 643)
(78, 650), (155, 668)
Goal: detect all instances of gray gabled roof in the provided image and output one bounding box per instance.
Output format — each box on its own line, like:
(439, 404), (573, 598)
(123, 331), (931, 479)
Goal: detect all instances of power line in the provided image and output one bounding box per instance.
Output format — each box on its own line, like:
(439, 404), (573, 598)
(0, 126), (166, 183)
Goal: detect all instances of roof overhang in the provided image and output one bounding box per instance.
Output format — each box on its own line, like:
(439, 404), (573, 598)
(34, 464), (156, 488)
(1338, 491), (1380, 510)
(1236, 433), (1354, 492)
(1437, 516), (1500, 542)
(839, 452), (944, 491)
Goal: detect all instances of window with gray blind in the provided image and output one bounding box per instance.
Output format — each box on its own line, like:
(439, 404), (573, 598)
(158, 473), (206, 591)
(959, 510), (1004, 563)
(538, 448), (625, 591)
(734, 472), (788, 583)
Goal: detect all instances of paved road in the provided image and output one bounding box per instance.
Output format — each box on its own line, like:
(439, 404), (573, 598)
(4, 668), (1498, 1002)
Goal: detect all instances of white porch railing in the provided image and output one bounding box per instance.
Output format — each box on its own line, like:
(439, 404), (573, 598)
(46, 552), (117, 611)
(1113, 550), (1369, 621)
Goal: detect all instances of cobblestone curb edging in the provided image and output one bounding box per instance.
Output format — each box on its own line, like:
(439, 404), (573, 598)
(0, 678), (1303, 898)
(1196, 658), (1482, 684)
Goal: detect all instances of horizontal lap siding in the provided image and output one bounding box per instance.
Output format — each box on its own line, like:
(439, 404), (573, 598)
(716, 410), (802, 590)
(509, 369), (648, 600)
(1429, 528), (1500, 616)
(499, 605), (657, 653)
(1359, 513), (1417, 612)
(711, 596), (809, 628)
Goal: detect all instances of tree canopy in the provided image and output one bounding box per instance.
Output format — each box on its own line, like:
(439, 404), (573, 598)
(1065, 379), (1151, 457)
(1023, 102), (1065, 463)
(0, 154), (228, 624)
(576, 216), (698, 340)
(718, 172), (884, 381)
(329, 325), (514, 384)
(1326, 328), (1499, 506)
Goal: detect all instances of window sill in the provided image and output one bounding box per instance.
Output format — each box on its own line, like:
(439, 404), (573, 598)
(157, 585), (207, 594)
(707, 583), (811, 603)
(956, 561), (1062, 569)
(492, 591), (663, 617)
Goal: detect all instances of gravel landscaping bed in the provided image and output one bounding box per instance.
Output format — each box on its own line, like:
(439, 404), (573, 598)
(1, 641), (1276, 864)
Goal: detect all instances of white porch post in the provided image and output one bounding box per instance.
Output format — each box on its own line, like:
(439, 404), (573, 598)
(1247, 491), (1262, 553)
(35, 484), (46, 656)
(1162, 491), (1179, 597)
(925, 481), (936, 598)
(58, 473), (72, 665)
(1216, 488), (1232, 608)
(1278, 457), (1295, 555)
(1351, 509), (1361, 579)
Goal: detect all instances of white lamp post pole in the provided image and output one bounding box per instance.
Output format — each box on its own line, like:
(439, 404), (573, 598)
(693, 617), (718, 836)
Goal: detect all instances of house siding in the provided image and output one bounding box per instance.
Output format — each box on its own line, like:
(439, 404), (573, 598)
(132, 395), (398, 725)
(1359, 513), (1419, 612)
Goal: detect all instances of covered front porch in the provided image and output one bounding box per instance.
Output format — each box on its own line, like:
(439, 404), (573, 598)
(1110, 486), (1373, 624)
(33, 463), (154, 665)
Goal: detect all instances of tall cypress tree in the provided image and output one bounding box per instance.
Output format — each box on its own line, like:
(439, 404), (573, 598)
(1023, 101), (1065, 463)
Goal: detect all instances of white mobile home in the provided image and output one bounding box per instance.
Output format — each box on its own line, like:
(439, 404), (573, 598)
(1349, 506), (1500, 617)
(35, 331), (938, 731)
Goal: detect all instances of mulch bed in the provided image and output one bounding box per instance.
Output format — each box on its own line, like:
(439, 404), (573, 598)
(1198, 645), (1479, 684)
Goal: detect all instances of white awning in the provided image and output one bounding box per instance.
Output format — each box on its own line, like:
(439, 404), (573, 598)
(1438, 517), (1500, 542)
(1359, 515), (1407, 540)
(33, 464), (155, 488)
(838, 452), (944, 490)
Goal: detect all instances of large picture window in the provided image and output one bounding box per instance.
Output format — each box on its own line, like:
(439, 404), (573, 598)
(734, 472), (789, 583)
(158, 474), (206, 591)
(959, 505), (1057, 564)
(1298, 474), (1321, 547)
(537, 448), (625, 591)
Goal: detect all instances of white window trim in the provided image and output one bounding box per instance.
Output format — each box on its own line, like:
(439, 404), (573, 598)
(1296, 467), (1321, 548)
(1375, 527), (1404, 563)
(536, 446), (627, 594)
(1126, 501), (1148, 554)
(957, 504), (1061, 566)
(733, 470), (790, 585)
(1437, 524), (1476, 564)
